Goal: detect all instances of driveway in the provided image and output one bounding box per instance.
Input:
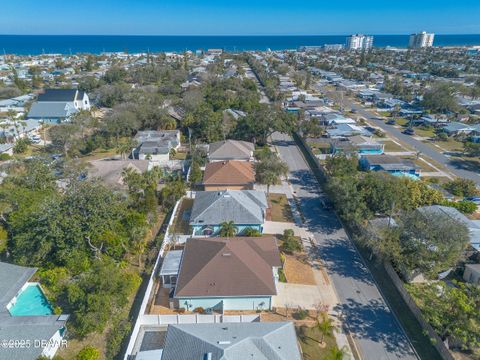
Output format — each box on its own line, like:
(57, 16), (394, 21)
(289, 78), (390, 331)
(273, 282), (324, 309)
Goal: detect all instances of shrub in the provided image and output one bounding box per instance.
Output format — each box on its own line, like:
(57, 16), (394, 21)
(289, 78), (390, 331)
(278, 268), (287, 283)
(13, 138), (31, 154)
(177, 307), (186, 314)
(76, 346), (100, 360)
(0, 153), (11, 161)
(193, 307), (205, 314)
(106, 319), (131, 359)
(444, 200), (478, 214)
(243, 227), (262, 237)
(294, 308), (309, 320)
(282, 229), (302, 253)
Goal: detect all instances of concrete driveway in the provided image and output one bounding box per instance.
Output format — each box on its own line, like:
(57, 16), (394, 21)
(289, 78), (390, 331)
(273, 282), (324, 310)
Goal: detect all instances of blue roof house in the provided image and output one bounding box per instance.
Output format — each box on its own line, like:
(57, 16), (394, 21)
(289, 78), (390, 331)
(360, 154), (420, 178)
(189, 190), (268, 237)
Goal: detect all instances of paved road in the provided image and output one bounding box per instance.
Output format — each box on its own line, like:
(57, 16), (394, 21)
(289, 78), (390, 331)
(328, 92), (480, 186)
(272, 132), (417, 360)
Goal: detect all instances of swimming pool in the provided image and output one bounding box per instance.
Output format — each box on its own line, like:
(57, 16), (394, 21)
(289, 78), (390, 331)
(8, 283), (54, 316)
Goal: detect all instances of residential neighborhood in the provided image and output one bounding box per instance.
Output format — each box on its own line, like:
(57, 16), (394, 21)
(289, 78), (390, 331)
(0, 28), (479, 360)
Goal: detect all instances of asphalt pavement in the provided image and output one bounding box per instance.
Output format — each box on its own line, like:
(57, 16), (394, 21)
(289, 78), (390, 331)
(334, 95), (480, 186)
(272, 132), (418, 360)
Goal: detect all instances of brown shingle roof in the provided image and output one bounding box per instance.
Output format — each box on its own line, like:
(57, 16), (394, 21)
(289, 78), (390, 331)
(203, 160), (254, 186)
(175, 236), (281, 298)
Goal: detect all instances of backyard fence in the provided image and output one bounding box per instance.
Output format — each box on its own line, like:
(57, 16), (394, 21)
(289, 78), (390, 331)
(123, 197), (183, 359)
(140, 314), (260, 326)
(383, 262), (454, 360)
(292, 132), (327, 185)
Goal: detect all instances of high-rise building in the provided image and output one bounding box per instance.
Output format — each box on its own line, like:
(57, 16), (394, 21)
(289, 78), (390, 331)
(346, 34), (374, 50)
(408, 32), (435, 49)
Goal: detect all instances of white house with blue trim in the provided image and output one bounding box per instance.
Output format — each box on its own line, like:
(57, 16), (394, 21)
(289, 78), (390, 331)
(173, 236), (281, 312)
(189, 190), (268, 236)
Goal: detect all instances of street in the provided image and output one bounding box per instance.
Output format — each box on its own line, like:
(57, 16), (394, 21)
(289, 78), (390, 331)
(272, 132), (417, 360)
(325, 91), (480, 186)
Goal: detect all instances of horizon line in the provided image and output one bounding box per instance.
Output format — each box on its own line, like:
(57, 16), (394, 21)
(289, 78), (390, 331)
(1, 33), (480, 37)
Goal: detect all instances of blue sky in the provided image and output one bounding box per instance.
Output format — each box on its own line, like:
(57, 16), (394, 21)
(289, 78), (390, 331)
(1, 0), (479, 35)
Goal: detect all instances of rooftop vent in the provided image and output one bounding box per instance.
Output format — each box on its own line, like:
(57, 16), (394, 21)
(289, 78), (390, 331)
(218, 341), (231, 345)
(222, 252), (231, 257)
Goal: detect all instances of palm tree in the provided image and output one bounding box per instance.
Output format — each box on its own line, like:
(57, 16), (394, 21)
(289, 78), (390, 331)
(219, 221), (237, 237)
(325, 345), (347, 360)
(316, 315), (335, 345)
(255, 155), (288, 195)
(169, 147), (177, 160)
(117, 138), (136, 160)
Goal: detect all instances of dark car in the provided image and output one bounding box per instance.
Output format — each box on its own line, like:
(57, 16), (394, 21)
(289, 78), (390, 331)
(386, 119), (396, 125)
(403, 128), (415, 135)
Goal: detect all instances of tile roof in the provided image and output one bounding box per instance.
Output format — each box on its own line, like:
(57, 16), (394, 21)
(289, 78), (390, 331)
(208, 140), (254, 161)
(203, 161), (254, 186)
(161, 322), (301, 360)
(190, 190), (267, 225)
(174, 236), (281, 298)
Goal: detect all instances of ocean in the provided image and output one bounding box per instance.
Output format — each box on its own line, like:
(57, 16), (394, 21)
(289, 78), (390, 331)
(1, 34), (480, 55)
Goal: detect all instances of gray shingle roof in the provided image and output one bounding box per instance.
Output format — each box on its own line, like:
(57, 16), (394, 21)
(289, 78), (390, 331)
(0, 262), (36, 309)
(28, 102), (76, 119)
(0, 262), (68, 360)
(208, 140), (254, 161)
(37, 89), (77, 102)
(161, 322), (301, 360)
(190, 190), (267, 225)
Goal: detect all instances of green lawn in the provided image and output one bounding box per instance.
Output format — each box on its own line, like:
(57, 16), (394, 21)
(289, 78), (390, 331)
(382, 140), (405, 152)
(268, 193), (294, 223)
(395, 118), (410, 127)
(426, 138), (464, 153)
(414, 127), (436, 138)
(296, 325), (338, 360)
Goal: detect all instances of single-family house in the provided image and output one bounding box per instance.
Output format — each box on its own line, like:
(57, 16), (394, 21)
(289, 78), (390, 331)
(87, 159), (151, 188)
(208, 140), (254, 162)
(326, 123), (371, 138)
(417, 205), (480, 252)
(190, 190), (268, 236)
(320, 113), (356, 126)
(27, 89), (90, 123)
(160, 322), (301, 360)
(0, 262), (69, 360)
(463, 264), (480, 285)
(134, 130), (181, 162)
(360, 154), (420, 178)
(442, 122), (477, 136)
(350, 136), (385, 154)
(203, 160), (255, 191)
(174, 236), (281, 311)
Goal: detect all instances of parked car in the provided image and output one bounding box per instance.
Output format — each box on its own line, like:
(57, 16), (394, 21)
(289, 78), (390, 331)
(466, 197), (480, 205)
(386, 119), (396, 125)
(403, 128), (415, 135)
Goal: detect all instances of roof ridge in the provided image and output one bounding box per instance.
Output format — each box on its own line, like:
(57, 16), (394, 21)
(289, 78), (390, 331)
(228, 240), (276, 293)
(229, 191), (264, 223)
